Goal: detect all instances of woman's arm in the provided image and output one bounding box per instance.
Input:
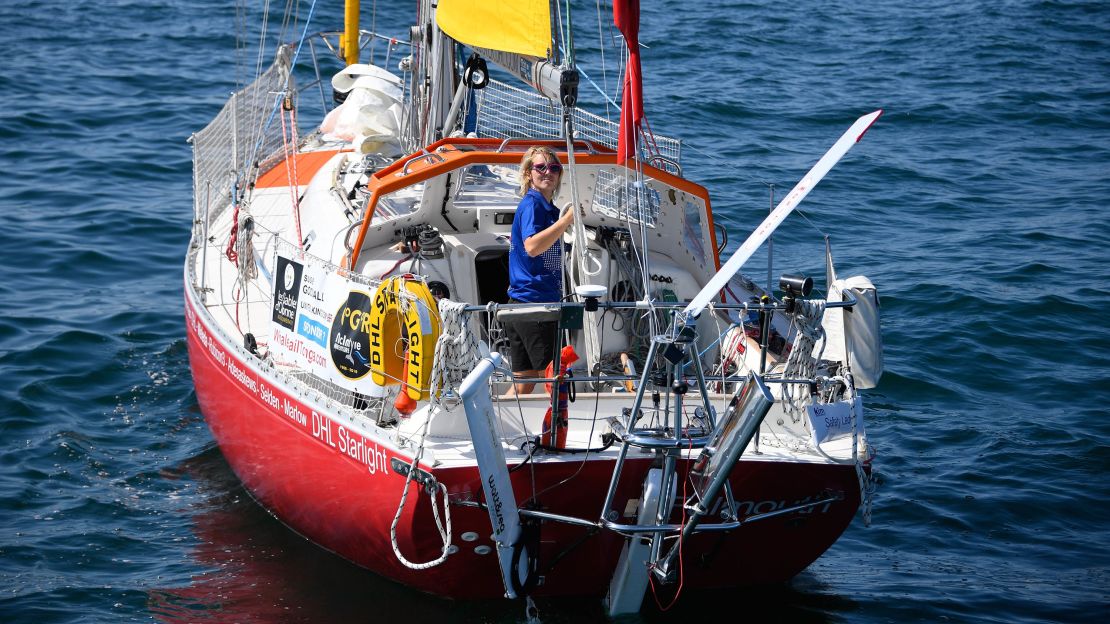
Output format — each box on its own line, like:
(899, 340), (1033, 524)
(523, 206), (574, 257)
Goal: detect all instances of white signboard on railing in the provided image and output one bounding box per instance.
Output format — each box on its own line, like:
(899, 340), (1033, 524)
(270, 253), (385, 397)
(806, 396), (862, 447)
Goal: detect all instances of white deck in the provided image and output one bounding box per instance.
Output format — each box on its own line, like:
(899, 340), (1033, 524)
(189, 142), (869, 477)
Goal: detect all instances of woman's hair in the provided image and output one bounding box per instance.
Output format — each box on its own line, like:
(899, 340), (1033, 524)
(517, 146), (562, 197)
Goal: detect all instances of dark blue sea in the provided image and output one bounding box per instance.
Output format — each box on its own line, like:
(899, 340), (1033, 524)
(2, 0), (1108, 622)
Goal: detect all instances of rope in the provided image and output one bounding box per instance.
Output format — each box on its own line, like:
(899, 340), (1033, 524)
(224, 198), (243, 265)
(234, 213), (258, 284)
(231, 212), (258, 336)
(781, 299), (826, 422)
(387, 298), (485, 570)
(849, 371), (877, 527)
(389, 414), (453, 570)
(856, 445), (876, 527)
(379, 253), (413, 279)
(383, 292), (474, 569)
(709, 319), (747, 392)
(429, 299), (482, 402)
(601, 232), (656, 360)
(279, 100), (303, 248)
(242, 0), (319, 189)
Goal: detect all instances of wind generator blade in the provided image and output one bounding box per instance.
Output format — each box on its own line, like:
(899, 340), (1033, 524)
(682, 109), (883, 321)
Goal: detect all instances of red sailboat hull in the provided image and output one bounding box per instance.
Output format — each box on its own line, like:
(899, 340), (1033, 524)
(185, 291), (862, 599)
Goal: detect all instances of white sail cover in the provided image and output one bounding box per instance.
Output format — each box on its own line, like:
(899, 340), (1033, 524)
(320, 64), (404, 154)
(820, 276), (883, 389)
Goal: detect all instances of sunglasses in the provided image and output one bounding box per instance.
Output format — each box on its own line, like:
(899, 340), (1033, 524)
(531, 162), (563, 174)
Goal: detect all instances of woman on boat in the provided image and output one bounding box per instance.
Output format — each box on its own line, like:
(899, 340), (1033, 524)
(504, 146), (575, 396)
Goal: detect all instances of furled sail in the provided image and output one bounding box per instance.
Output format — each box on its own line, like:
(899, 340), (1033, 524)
(436, 0), (551, 57)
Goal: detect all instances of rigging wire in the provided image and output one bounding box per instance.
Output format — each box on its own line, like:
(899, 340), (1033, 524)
(576, 66), (621, 110)
(240, 0), (320, 193)
(576, 2), (833, 256)
(238, 0), (273, 179)
(279, 100), (304, 248)
(553, 0), (566, 63)
(594, 0), (613, 119)
(368, 0), (378, 62)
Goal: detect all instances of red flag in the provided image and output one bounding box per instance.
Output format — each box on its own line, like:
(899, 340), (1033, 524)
(614, 0), (643, 164)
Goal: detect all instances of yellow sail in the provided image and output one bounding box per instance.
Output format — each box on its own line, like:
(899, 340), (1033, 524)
(436, 0), (551, 58)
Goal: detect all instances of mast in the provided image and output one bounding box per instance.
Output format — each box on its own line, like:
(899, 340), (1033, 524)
(428, 10), (456, 144)
(342, 0), (360, 65)
(435, 0), (603, 371)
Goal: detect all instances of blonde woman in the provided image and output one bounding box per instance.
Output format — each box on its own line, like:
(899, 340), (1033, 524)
(504, 146), (575, 396)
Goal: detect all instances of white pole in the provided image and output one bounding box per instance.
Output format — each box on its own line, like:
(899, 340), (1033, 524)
(682, 109), (883, 321)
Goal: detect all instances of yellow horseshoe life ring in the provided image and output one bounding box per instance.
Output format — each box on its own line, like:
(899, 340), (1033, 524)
(368, 275), (441, 401)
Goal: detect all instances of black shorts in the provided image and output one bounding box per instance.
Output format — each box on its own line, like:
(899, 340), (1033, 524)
(504, 318), (558, 373)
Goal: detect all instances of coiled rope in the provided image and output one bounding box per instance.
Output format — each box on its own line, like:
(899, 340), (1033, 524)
(429, 299), (482, 400)
(781, 299), (826, 422)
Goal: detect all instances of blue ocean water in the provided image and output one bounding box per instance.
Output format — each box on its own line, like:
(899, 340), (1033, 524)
(1, 0), (1108, 622)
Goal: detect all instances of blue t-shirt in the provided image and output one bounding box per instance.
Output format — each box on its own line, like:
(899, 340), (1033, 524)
(508, 189), (563, 303)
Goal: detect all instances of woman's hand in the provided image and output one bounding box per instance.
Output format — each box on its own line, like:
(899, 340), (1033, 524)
(525, 204), (577, 257)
